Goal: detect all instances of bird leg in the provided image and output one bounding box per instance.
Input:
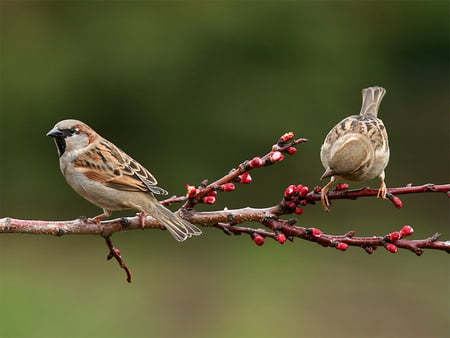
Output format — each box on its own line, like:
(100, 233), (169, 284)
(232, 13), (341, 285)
(89, 209), (112, 224)
(321, 177), (336, 211)
(377, 172), (387, 199)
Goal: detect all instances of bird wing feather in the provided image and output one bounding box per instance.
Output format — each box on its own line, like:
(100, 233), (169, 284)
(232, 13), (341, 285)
(73, 139), (168, 195)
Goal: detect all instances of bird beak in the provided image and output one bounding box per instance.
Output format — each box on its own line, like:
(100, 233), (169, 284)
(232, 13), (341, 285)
(46, 127), (63, 138)
(320, 168), (334, 180)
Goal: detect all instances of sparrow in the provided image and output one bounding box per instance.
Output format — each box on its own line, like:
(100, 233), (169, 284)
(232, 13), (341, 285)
(320, 86), (390, 211)
(47, 119), (202, 241)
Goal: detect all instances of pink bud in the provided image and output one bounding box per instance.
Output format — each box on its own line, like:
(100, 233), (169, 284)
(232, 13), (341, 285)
(202, 196), (216, 204)
(249, 157), (264, 168)
(114, 248), (121, 256)
(299, 199), (307, 206)
(400, 225), (414, 237)
(238, 172), (252, 184)
(287, 147), (297, 155)
(221, 183), (236, 192)
(288, 202), (296, 210)
(388, 231), (402, 241)
(284, 185), (296, 198)
(385, 244), (398, 253)
(298, 186), (309, 197)
(336, 242), (348, 251)
(208, 190), (218, 197)
(335, 183), (349, 191)
(280, 131), (294, 142)
(270, 151), (285, 162)
(277, 233), (287, 244)
(391, 196), (403, 208)
(311, 228), (322, 237)
(253, 234), (265, 246)
(185, 184), (198, 198)
(295, 207), (304, 215)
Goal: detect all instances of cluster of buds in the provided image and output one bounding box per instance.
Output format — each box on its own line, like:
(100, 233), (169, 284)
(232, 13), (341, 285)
(283, 184), (310, 214)
(284, 184), (310, 198)
(384, 225), (414, 253)
(386, 225), (414, 242)
(249, 231), (288, 246)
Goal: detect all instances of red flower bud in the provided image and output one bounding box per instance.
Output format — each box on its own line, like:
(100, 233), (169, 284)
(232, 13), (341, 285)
(385, 244), (398, 253)
(335, 183), (349, 191)
(310, 228), (322, 237)
(298, 186), (309, 197)
(400, 225), (414, 237)
(295, 207), (304, 215)
(202, 196), (216, 204)
(391, 196), (403, 208)
(221, 183), (236, 192)
(288, 202), (297, 210)
(185, 184), (198, 198)
(299, 199), (307, 206)
(388, 231), (402, 241)
(287, 147), (297, 155)
(253, 234), (265, 246)
(280, 131), (294, 142)
(249, 157), (264, 168)
(270, 151), (285, 162)
(208, 190), (218, 197)
(277, 233), (287, 244)
(238, 172), (252, 184)
(336, 242), (348, 251)
(284, 185), (296, 198)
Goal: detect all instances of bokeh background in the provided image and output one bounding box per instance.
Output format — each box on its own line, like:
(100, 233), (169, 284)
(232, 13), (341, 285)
(1, 2), (448, 338)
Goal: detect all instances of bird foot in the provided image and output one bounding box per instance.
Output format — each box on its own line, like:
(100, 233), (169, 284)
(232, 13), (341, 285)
(136, 212), (147, 229)
(377, 181), (387, 199)
(321, 188), (331, 212)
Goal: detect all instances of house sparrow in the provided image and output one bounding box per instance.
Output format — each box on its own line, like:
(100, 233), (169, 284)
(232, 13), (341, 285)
(47, 119), (202, 241)
(320, 86), (390, 211)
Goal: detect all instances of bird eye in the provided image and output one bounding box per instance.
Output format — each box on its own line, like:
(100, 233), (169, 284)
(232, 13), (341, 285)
(69, 127), (78, 135)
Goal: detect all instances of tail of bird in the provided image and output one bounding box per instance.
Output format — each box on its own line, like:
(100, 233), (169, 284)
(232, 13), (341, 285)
(359, 86), (386, 117)
(147, 202), (202, 242)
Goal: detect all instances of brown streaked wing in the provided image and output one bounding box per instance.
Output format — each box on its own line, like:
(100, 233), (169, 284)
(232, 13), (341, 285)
(74, 140), (167, 195)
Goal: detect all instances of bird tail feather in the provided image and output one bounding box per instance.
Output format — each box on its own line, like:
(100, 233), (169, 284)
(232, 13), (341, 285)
(359, 86), (386, 117)
(147, 202), (202, 242)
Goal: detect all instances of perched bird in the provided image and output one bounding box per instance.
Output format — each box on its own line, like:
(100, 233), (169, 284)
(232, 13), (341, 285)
(320, 86), (390, 211)
(47, 119), (202, 241)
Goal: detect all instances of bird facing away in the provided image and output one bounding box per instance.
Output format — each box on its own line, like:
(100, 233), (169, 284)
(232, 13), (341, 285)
(47, 119), (202, 241)
(320, 86), (390, 211)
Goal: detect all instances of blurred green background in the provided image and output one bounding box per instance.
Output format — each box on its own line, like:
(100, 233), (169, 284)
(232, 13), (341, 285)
(1, 2), (448, 338)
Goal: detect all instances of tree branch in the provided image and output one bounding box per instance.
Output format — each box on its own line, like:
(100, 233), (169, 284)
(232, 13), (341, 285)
(1, 132), (449, 282)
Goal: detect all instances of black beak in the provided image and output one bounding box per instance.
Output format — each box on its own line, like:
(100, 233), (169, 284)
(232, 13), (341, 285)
(46, 127), (64, 138)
